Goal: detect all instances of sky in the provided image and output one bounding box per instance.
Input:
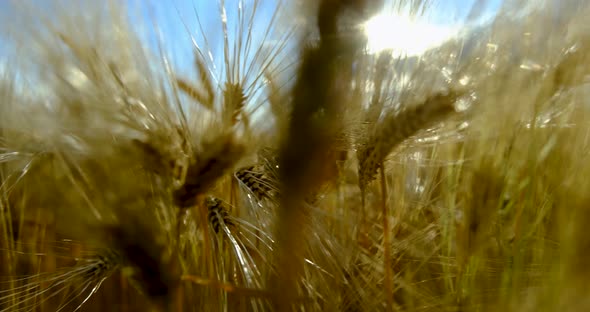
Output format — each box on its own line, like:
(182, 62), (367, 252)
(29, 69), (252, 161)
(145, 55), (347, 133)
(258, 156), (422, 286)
(5, 0), (586, 72)
(0, 0), (505, 82)
(133, 0), (283, 77)
(131, 0), (505, 78)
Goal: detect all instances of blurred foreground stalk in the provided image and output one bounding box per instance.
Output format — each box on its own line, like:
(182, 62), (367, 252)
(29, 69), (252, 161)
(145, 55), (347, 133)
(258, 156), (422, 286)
(269, 0), (373, 309)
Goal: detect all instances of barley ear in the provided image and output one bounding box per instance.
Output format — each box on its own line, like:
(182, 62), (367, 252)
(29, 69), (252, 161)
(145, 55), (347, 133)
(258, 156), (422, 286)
(174, 134), (245, 208)
(358, 90), (461, 191)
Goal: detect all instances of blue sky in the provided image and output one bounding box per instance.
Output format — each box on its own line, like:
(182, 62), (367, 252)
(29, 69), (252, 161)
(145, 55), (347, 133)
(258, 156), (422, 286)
(0, 0), (504, 79)
(133, 0), (284, 78)
(131, 0), (505, 78)
(429, 0), (503, 24)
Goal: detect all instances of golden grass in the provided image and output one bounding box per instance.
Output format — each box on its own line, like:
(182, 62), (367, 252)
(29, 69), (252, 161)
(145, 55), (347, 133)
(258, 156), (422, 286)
(1, 0), (590, 311)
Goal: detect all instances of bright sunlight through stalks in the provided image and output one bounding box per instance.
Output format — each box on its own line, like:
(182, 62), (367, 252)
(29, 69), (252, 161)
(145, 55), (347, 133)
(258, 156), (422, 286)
(363, 13), (457, 56)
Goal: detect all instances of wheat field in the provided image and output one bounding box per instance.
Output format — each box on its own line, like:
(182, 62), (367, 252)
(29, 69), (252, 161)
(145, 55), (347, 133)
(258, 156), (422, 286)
(1, 0), (590, 311)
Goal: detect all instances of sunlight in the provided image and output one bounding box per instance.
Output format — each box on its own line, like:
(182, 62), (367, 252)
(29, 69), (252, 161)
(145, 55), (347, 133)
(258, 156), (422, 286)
(364, 13), (457, 56)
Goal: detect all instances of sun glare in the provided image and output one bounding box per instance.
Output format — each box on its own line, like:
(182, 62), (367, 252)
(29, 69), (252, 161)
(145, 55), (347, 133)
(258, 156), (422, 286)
(364, 14), (457, 57)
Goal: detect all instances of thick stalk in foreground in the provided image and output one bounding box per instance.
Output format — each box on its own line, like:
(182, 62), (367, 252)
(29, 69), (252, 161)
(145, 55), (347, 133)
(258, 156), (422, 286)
(268, 0), (368, 309)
